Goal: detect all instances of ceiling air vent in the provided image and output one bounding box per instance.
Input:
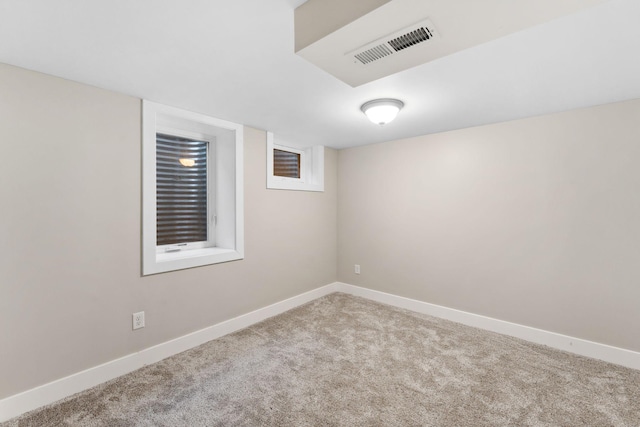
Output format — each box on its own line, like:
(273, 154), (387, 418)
(350, 20), (438, 66)
(389, 27), (433, 51)
(354, 44), (393, 65)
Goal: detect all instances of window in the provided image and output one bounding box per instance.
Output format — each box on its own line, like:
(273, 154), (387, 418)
(266, 132), (324, 192)
(142, 101), (244, 275)
(273, 148), (301, 179)
(156, 133), (210, 249)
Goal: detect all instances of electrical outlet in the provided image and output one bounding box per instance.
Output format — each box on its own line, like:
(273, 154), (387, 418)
(355, 264), (361, 274)
(132, 311), (145, 330)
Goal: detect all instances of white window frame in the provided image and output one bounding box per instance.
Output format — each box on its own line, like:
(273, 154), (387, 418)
(142, 100), (244, 275)
(266, 132), (324, 192)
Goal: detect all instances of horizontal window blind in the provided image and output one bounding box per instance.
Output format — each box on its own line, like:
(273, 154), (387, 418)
(273, 149), (301, 178)
(156, 133), (208, 246)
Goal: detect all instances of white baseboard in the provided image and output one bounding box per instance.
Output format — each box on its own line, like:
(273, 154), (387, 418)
(0, 282), (340, 423)
(335, 282), (640, 371)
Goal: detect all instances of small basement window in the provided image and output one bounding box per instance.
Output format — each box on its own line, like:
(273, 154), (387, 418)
(142, 101), (244, 275)
(266, 132), (324, 192)
(273, 148), (301, 179)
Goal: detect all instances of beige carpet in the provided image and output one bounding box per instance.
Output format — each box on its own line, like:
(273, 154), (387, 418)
(4, 293), (640, 426)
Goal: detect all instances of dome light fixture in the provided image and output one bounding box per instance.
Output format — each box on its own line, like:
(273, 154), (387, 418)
(361, 98), (404, 126)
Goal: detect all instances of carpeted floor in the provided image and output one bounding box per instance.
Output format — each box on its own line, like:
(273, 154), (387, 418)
(4, 293), (640, 426)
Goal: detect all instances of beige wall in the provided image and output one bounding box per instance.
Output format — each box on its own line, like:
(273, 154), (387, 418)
(338, 99), (640, 352)
(0, 63), (337, 399)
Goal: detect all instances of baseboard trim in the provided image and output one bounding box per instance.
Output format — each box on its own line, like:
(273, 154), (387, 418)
(0, 282), (340, 423)
(335, 282), (640, 371)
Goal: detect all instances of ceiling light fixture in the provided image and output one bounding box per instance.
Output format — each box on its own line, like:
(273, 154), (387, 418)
(361, 98), (404, 126)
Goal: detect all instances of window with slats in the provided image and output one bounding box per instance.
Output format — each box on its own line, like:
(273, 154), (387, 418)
(156, 133), (208, 246)
(266, 132), (323, 192)
(273, 149), (301, 178)
(143, 101), (244, 275)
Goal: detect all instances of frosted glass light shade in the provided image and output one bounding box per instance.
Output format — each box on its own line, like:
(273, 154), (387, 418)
(361, 99), (404, 126)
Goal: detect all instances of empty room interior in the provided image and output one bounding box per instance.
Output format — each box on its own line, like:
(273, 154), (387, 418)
(2, 0), (640, 425)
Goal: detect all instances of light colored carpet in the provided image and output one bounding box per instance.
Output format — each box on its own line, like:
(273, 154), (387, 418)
(4, 293), (640, 426)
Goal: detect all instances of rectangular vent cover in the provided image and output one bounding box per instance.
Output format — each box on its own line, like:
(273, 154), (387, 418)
(350, 19), (438, 66)
(389, 27), (432, 51)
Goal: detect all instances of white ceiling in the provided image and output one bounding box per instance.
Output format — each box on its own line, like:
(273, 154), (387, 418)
(0, 0), (639, 149)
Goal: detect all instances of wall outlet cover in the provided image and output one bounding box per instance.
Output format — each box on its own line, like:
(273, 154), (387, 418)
(133, 311), (145, 330)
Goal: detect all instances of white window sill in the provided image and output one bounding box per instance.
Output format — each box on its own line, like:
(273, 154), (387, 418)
(145, 247), (243, 275)
(156, 247), (237, 262)
(267, 177), (324, 192)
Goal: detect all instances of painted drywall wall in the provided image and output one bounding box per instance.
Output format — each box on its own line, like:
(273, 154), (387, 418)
(338, 99), (640, 352)
(0, 63), (337, 399)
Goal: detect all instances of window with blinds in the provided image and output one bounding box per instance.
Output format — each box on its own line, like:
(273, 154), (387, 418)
(143, 101), (244, 275)
(156, 133), (209, 246)
(273, 149), (301, 179)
